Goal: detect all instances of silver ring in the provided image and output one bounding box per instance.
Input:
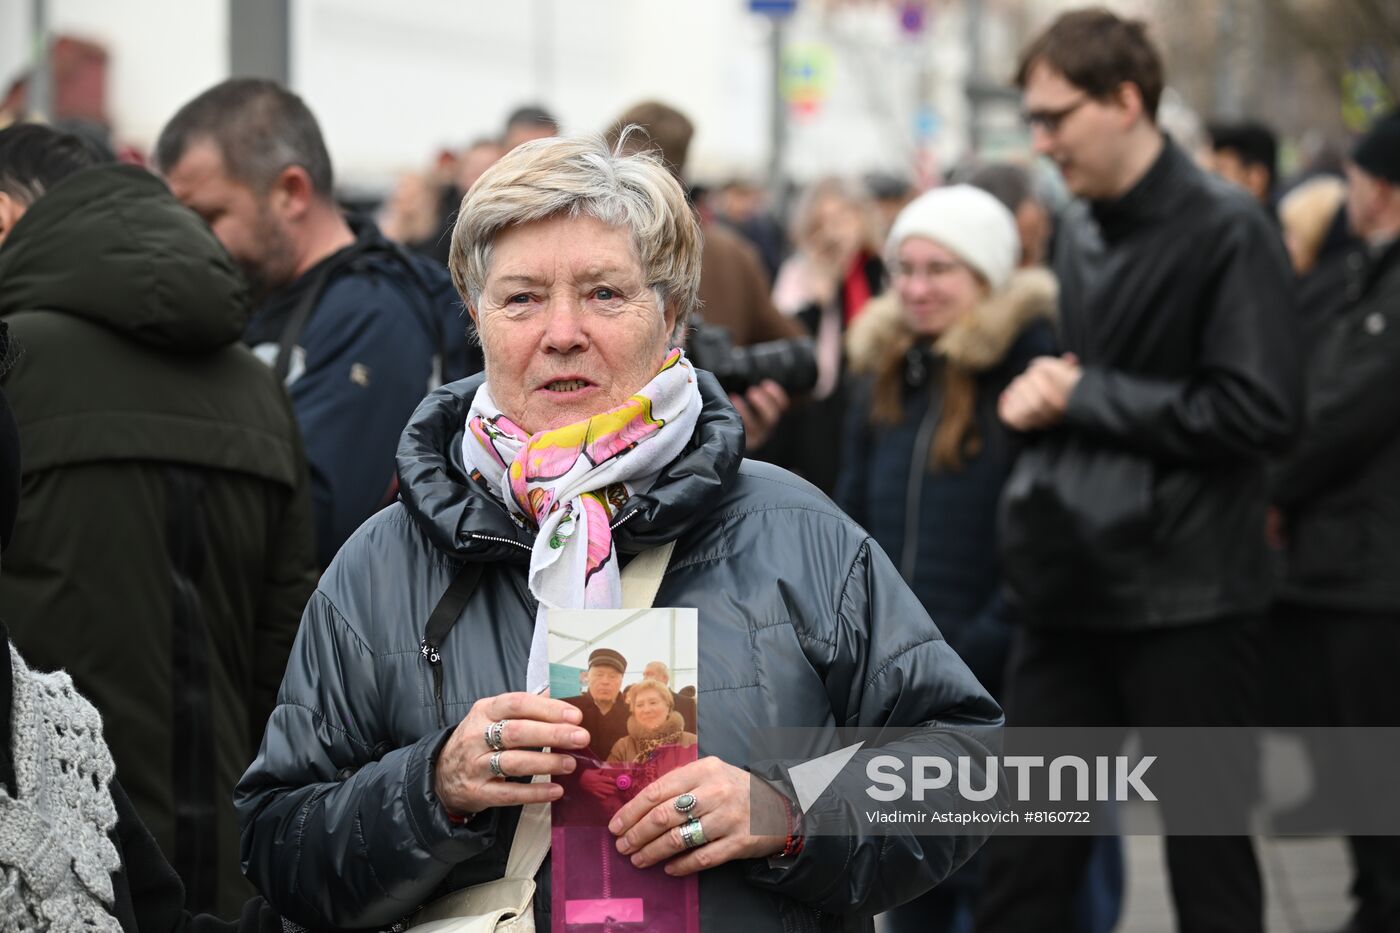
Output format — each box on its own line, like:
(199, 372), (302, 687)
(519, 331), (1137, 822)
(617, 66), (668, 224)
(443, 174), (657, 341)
(489, 750), (507, 779)
(678, 817), (707, 849)
(674, 793), (697, 814)
(485, 720), (507, 752)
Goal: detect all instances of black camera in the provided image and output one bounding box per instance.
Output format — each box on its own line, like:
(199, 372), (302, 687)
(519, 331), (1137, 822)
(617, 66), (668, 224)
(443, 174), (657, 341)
(686, 324), (819, 396)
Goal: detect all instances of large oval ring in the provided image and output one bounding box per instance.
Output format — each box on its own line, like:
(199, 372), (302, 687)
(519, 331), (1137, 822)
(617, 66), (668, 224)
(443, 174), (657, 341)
(678, 817), (707, 849)
(489, 750), (507, 779)
(673, 793), (698, 814)
(485, 720), (508, 752)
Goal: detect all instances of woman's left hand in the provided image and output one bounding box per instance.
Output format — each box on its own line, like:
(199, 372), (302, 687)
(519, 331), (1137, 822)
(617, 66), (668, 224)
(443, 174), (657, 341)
(607, 756), (787, 875)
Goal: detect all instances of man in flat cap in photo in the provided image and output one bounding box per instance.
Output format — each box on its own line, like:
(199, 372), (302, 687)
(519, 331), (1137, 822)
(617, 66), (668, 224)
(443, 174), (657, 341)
(564, 648), (631, 761)
(1269, 107), (1400, 933)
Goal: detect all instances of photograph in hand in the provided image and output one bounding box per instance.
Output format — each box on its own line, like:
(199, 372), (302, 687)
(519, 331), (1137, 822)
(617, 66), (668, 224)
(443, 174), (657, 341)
(549, 607), (699, 932)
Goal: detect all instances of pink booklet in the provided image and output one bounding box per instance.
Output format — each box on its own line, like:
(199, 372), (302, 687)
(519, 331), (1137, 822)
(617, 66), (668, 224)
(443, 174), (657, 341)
(548, 608), (700, 933)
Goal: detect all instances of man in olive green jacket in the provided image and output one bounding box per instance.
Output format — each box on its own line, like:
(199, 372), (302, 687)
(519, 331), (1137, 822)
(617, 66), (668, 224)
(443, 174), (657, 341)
(0, 124), (317, 917)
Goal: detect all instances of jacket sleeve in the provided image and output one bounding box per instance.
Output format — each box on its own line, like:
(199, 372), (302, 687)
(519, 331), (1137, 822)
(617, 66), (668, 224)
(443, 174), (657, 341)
(109, 779), (285, 933)
(291, 278), (439, 567)
(1271, 298), (1400, 506)
(251, 421), (319, 751)
(234, 589), (502, 930)
(1061, 214), (1302, 463)
(744, 537), (1004, 915)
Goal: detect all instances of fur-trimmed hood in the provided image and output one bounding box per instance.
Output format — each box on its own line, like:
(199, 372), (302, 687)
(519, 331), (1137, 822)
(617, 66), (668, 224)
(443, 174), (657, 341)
(846, 266), (1058, 375)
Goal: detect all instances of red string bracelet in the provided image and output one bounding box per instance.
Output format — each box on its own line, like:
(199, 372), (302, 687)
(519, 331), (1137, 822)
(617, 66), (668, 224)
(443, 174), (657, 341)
(779, 794), (805, 858)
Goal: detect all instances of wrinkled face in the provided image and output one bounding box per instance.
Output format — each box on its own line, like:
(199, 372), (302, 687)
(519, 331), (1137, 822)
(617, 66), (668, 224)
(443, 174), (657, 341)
(631, 688), (670, 731)
(474, 213), (675, 435)
(643, 663), (668, 684)
(587, 664), (623, 703)
(165, 140), (297, 300)
(1023, 63), (1130, 200)
(894, 236), (988, 337)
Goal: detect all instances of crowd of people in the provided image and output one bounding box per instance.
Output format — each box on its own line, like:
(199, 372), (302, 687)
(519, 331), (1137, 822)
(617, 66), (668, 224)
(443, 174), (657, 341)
(0, 4), (1397, 932)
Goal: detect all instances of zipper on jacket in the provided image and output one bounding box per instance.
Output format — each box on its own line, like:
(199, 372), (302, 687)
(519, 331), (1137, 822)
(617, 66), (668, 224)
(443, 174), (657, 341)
(900, 384), (940, 583)
(610, 508), (640, 531)
(468, 531), (533, 553)
(419, 638), (449, 729)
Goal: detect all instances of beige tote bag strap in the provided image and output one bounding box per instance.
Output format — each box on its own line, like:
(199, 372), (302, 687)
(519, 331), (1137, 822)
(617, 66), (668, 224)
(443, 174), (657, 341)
(620, 540), (675, 610)
(501, 540), (677, 881)
(503, 786), (552, 881)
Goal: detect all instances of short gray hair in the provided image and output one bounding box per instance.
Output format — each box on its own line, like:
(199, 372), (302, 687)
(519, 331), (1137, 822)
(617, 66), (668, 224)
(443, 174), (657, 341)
(449, 132), (702, 340)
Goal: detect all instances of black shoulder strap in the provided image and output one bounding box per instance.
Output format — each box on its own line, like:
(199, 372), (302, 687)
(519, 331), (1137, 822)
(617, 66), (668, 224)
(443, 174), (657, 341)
(420, 561), (486, 728)
(424, 561), (484, 655)
(274, 261), (336, 383)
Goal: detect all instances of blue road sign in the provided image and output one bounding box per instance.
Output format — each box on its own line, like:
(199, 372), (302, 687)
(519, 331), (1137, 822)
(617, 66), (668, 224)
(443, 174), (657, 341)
(750, 0), (798, 17)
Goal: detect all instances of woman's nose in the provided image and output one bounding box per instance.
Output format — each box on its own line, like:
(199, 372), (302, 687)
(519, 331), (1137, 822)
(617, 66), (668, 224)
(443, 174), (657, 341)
(540, 298), (588, 353)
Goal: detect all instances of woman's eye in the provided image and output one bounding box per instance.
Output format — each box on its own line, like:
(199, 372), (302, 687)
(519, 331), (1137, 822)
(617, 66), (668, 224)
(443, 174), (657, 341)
(593, 288), (617, 301)
(506, 294), (532, 305)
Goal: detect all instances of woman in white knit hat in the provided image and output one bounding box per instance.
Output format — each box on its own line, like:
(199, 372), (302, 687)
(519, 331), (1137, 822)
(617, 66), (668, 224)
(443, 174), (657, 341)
(835, 184), (1058, 929)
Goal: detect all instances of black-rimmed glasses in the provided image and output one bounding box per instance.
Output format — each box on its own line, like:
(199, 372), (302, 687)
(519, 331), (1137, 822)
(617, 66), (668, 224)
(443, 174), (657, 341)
(1022, 95), (1090, 134)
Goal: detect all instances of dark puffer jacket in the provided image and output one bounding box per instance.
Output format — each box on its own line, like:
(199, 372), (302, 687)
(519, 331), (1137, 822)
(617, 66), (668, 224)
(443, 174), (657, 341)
(234, 372), (1002, 932)
(0, 164), (317, 917)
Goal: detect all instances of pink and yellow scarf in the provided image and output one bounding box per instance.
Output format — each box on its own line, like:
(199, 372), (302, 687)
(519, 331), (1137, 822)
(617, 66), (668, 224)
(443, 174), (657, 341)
(463, 348), (702, 691)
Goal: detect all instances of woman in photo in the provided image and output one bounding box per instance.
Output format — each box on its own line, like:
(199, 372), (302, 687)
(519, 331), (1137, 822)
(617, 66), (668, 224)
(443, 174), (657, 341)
(607, 679), (697, 765)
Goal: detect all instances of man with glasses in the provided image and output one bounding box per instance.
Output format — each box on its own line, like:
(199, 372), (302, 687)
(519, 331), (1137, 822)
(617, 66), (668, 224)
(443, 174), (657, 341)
(978, 10), (1301, 933)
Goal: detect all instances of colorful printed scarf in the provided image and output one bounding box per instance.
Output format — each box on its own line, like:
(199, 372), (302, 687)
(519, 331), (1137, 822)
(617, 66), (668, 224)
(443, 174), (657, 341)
(463, 348), (702, 691)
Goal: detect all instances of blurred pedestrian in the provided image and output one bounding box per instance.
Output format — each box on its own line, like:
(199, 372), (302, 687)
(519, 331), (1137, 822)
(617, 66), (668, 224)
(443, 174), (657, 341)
(766, 177), (886, 493)
(1207, 120), (1279, 210)
(712, 174), (786, 282)
(392, 137), (507, 267)
(1269, 108), (1400, 933)
(502, 104), (558, 151)
(862, 171), (916, 242)
(978, 11), (1301, 933)
(967, 161), (1053, 268)
(0, 374), (286, 932)
(837, 186), (1059, 933)
(1278, 174), (1362, 341)
(156, 78), (480, 568)
(0, 123), (317, 916)
(606, 101), (801, 450)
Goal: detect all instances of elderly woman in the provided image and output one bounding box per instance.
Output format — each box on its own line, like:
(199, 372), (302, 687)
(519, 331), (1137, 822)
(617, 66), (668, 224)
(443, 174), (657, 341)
(235, 135), (1000, 931)
(607, 679), (698, 764)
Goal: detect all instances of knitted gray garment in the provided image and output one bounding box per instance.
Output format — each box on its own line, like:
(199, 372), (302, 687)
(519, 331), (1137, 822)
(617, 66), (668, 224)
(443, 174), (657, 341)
(0, 645), (122, 932)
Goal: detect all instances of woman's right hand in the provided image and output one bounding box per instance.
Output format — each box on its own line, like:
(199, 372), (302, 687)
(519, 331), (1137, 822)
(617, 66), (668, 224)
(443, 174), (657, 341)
(433, 692), (590, 818)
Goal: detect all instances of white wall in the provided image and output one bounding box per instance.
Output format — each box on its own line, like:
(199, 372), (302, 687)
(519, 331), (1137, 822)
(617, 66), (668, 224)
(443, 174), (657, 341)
(292, 0), (775, 188)
(0, 0), (226, 146)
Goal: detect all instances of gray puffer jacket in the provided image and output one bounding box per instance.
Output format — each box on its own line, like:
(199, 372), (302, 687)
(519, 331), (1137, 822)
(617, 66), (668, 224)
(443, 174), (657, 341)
(234, 372), (1002, 932)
